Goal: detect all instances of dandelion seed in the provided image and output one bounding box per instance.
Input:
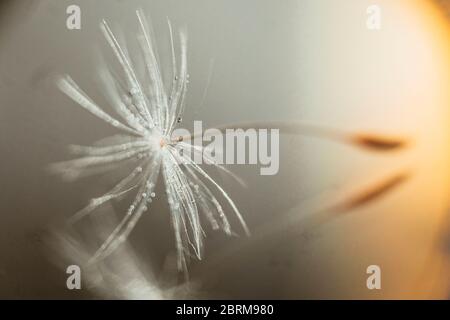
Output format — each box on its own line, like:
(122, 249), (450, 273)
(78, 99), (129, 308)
(52, 9), (249, 273)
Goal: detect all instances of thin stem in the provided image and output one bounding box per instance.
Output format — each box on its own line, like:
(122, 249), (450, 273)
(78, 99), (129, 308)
(176, 121), (409, 152)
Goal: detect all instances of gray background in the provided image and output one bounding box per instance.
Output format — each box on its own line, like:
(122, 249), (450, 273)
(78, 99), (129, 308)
(0, 0), (449, 299)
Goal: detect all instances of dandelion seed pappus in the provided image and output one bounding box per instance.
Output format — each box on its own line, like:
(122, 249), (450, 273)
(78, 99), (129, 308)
(53, 9), (250, 274)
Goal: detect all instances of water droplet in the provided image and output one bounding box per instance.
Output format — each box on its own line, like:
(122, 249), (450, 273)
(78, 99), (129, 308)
(150, 192), (156, 198)
(142, 193), (147, 198)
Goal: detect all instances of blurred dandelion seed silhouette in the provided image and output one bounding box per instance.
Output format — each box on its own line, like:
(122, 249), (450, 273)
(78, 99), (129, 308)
(52, 10), (249, 273)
